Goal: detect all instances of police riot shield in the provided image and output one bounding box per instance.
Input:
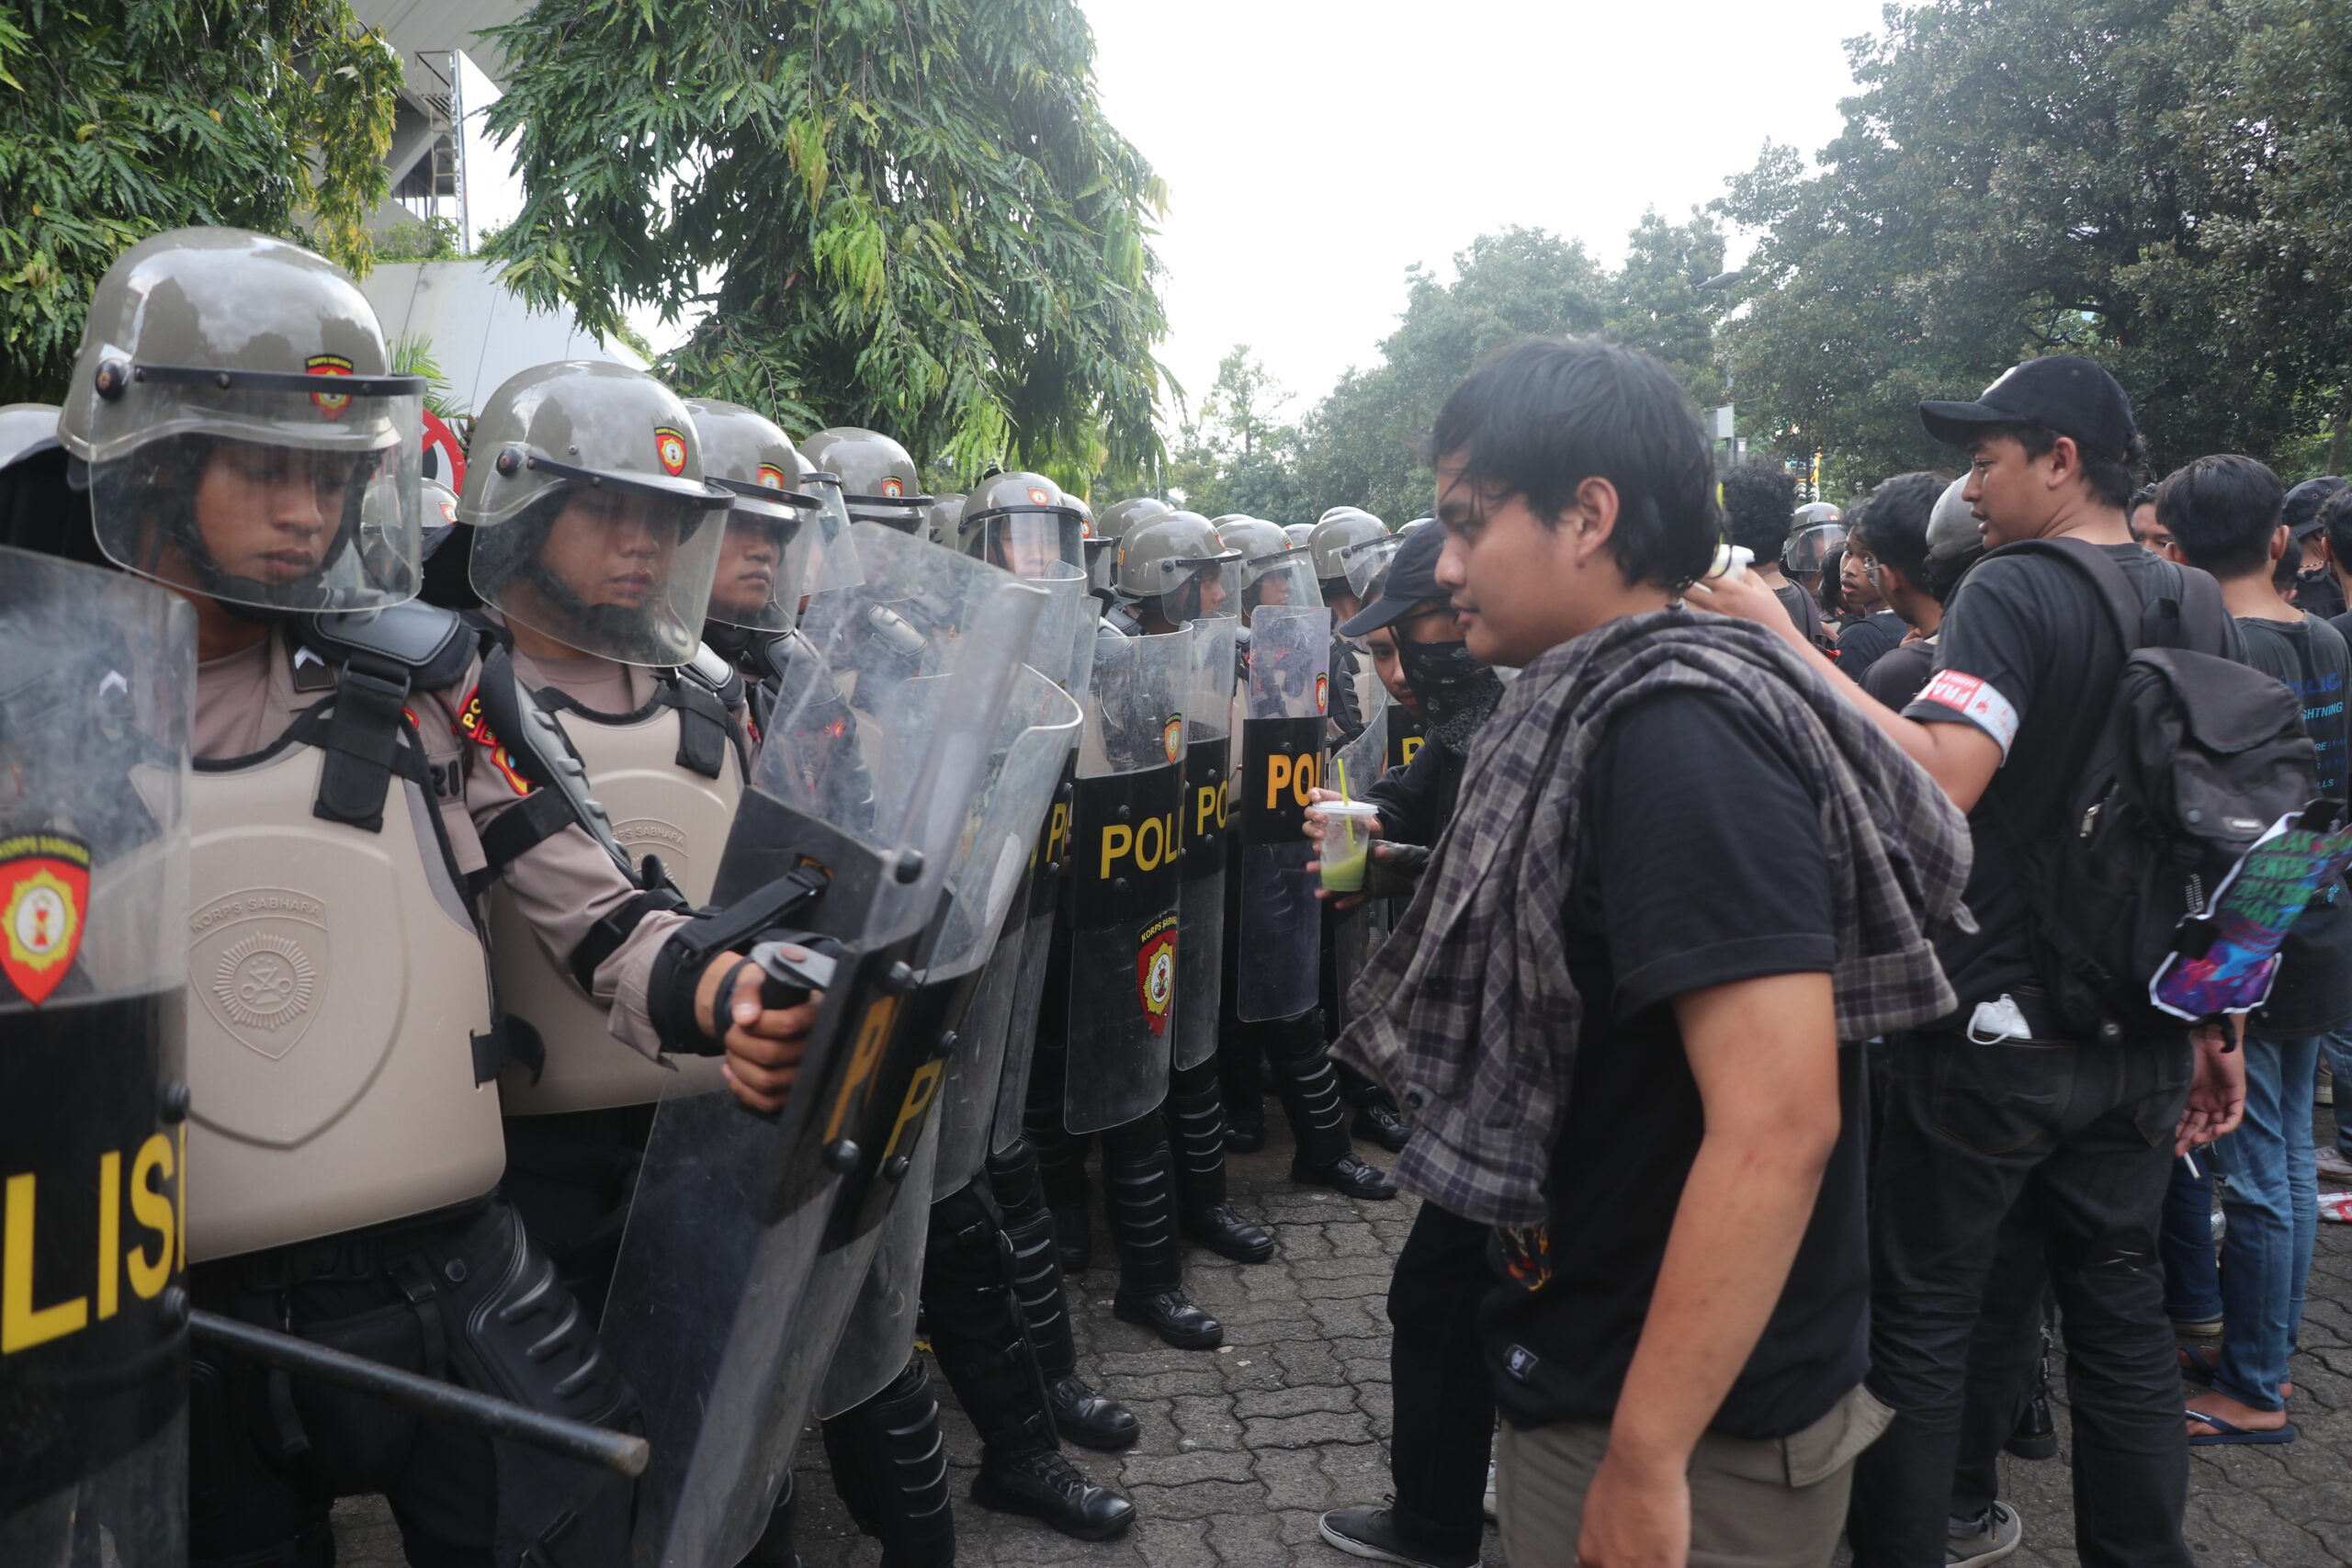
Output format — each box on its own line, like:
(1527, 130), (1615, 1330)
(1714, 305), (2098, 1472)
(604, 525), (1044, 1568)
(991, 609), (1100, 1156)
(1327, 692), (1390, 1038)
(0, 548), (192, 1568)
(933, 580), (1091, 1191)
(818, 657), (1082, 1416)
(1062, 623), (1191, 1134)
(1237, 603), (1331, 1021)
(1388, 706), (1427, 774)
(1173, 616), (1238, 1072)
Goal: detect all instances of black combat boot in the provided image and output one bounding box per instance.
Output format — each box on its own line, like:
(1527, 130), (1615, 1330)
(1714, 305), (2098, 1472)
(1271, 1011), (1396, 1199)
(989, 1150), (1140, 1451)
(1218, 1019), (1268, 1152)
(971, 1446), (1136, 1542)
(816, 1358), (955, 1568)
(1167, 1058), (1273, 1263)
(1335, 1062), (1411, 1154)
(1102, 1122), (1223, 1349)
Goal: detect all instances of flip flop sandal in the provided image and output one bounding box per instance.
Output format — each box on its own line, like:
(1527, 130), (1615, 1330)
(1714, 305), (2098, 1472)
(2178, 1347), (2219, 1384)
(2186, 1407), (2297, 1446)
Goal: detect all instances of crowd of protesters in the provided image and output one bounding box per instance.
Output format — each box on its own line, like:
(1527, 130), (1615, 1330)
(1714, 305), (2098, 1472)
(1306, 338), (2349, 1568)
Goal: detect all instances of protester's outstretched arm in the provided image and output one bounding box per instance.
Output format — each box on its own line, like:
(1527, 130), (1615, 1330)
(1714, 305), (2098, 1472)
(1685, 573), (2002, 811)
(1577, 970), (1840, 1568)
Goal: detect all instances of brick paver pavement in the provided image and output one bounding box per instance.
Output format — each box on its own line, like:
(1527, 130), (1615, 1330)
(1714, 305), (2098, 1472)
(334, 1108), (2352, 1566)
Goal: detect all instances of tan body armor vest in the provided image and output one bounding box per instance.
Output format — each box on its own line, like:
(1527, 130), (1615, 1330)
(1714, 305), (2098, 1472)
(492, 686), (741, 1114)
(187, 742), (503, 1262)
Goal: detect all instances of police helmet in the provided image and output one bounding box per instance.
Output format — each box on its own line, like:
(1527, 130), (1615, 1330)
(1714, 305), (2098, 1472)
(959, 469), (1084, 580)
(688, 398), (826, 633)
(1117, 510), (1240, 623)
(60, 227), (425, 615)
(1306, 508), (1391, 597)
(798, 426), (931, 532)
(461, 360), (732, 665)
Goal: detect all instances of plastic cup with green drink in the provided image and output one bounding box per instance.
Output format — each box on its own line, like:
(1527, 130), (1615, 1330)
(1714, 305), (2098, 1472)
(1313, 802), (1380, 893)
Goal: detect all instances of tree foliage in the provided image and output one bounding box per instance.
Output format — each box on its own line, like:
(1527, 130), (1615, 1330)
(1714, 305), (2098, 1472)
(1163, 345), (1310, 520)
(1717, 0), (2352, 493)
(483, 0), (1169, 481)
(0, 0), (399, 404)
(0, 1), (397, 404)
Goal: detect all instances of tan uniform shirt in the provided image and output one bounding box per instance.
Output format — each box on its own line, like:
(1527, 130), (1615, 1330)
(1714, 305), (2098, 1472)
(193, 627), (686, 1055)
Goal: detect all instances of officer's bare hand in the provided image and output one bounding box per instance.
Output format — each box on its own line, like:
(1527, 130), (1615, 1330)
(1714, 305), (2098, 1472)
(1302, 787), (1382, 847)
(695, 951), (821, 1113)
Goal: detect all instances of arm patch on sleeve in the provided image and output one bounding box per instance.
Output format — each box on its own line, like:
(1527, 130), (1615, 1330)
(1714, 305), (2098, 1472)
(1917, 670), (2020, 756)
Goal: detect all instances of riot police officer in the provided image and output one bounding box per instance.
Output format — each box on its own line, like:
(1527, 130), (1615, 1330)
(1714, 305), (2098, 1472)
(52, 228), (818, 1568)
(1089, 494), (1172, 605)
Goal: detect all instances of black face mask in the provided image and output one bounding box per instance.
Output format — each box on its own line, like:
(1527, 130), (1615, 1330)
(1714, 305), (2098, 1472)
(1396, 634), (1502, 750)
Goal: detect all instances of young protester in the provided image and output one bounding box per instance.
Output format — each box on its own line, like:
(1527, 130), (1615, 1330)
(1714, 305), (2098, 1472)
(2154, 455), (2352, 1446)
(1306, 522), (1505, 1568)
(1339, 336), (1970, 1568)
(2283, 477), (2347, 620)
(1721, 460), (1828, 648)
(1844, 472), (1952, 708)
(1689, 354), (2248, 1568)
(1832, 521), (1905, 680)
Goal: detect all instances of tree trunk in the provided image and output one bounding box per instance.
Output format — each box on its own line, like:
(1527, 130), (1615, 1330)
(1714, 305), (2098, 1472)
(2327, 387), (2351, 477)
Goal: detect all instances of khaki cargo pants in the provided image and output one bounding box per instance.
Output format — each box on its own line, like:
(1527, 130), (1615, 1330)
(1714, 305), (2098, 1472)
(1494, 1382), (1892, 1567)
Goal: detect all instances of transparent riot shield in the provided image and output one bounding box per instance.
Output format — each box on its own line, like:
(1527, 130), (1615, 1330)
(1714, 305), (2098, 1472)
(604, 525), (1044, 1568)
(818, 658), (1082, 1417)
(0, 548), (193, 1568)
(1327, 692), (1390, 1038)
(991, 609), (1100, 1156)
(933, 578), (1091, 1191)
(1062, 622), (1191, 1134)
(1238, 545), (1322, 628)
(1173, 615), (1238, 1071)
(1237, 603), (1331, 1021)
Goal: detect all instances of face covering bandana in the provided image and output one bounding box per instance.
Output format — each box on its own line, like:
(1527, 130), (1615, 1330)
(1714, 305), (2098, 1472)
(1396, 634), (1503, 750)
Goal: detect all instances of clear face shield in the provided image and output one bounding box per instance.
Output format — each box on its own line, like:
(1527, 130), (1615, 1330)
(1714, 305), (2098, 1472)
(1150, 557), (1238, 625)
(800, 473), (866, 592)
(704, 489), (822, 634)
(470, 479), (730, 664)
(843, 491), (933, 535)
(87, 368), (425, 613)
(1783, 521), (1848, 577)
(1239, 547), (1322, 626)
(980, 511), (1085, 581)
(1338, 535), (1400, 603)
(1085, 536), (1116, 593)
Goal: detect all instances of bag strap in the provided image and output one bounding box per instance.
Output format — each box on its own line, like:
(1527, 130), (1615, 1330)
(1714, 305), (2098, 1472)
(1987, 537), (2148, 655)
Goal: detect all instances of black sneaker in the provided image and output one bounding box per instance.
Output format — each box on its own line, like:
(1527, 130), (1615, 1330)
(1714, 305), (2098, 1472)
(1353, 1103), (1411, 1153)
(1317, 1506), (1479, 1568)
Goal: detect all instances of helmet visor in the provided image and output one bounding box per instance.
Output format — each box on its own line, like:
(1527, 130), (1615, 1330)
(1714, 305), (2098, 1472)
(1085, 536), (1116, 594)
(843, 492), (933, 534)
(470, 479), (729, 665)
(1338, 535), (1400, 600)
(1783, 522), (1848, 575)
(704, 491), (821, 634)
(90, 387), (423, 613)
(1240, 548), (1323, 624)
(980, 511), (1085, 580)
(1149, 557), (1238, 624)
(803, 476), (867, 593)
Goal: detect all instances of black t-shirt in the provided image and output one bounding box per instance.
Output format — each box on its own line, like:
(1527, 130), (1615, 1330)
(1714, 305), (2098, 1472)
(1483, 689), (1865, 1440)
(1836, 608), (1904, 681)
(1772, 581), (1828, 649)
(2295, 570), (2346, 623)
(2236, 614), (2352, 1036)
(1904, 544), (2245, 1010)
(1861, 634), (1935, 710)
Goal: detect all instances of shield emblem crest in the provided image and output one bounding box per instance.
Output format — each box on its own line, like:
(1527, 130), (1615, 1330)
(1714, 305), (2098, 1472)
(190, 888), (332, 1061)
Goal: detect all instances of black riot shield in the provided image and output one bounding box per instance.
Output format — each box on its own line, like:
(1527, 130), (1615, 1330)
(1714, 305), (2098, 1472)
(990, 611), (1100, 1156)
(817, 656), (1083, 1417)
(604, 524), (1046, 1568)
(1173, 615), (1238, 1072)
(1061, 622), (1191, 1134)
(1326, 692), (1391, 1038)
(1236, 603), (1332, 1021)
(1387, 706), (1427, 774)
(0, 548), (193, 1568)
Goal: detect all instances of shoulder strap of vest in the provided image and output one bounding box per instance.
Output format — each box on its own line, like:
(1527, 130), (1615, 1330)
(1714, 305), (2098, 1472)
(473, 642), (635, 880)
(292, 604), (471, 833)
(663, 650), (739, 780)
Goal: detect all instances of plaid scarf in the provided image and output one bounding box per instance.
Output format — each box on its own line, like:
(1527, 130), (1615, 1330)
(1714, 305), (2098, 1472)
(1332, 609), (1971, 1230)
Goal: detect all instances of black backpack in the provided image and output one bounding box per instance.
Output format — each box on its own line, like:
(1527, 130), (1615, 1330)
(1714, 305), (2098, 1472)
(1991, 538), (2316, 1038)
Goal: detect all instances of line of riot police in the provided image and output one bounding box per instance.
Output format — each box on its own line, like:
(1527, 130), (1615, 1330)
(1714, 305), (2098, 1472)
(0, 224), (1409, 1568)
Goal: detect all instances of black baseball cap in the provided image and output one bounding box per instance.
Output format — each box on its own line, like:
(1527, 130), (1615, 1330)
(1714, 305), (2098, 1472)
(1918, 355), (2137, 457)
(1338, 523), (1446, 637)
(2284, 477), (2346, 540)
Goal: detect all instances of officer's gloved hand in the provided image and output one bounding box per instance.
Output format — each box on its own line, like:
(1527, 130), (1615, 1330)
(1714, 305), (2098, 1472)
(1361, 841), (1430, 900)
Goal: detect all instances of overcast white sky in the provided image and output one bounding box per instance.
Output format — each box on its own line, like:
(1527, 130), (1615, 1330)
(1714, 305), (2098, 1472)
(465, 0), (1894, 423)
